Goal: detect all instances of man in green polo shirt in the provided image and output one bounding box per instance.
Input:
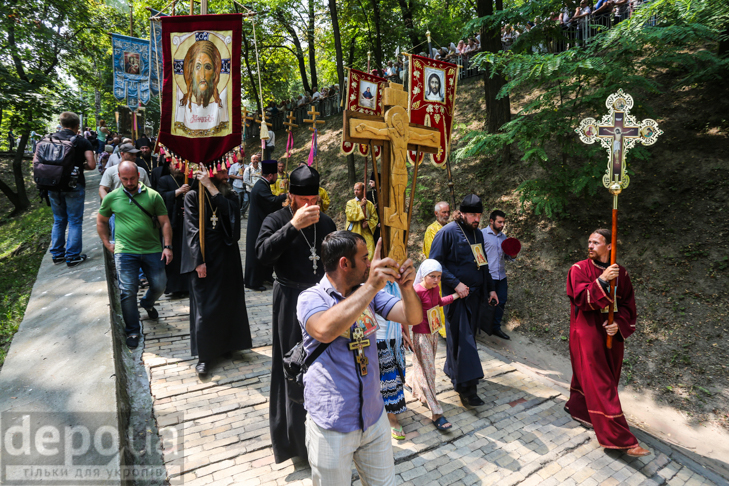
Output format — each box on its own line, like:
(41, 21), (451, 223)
(97, 161), (173, 349)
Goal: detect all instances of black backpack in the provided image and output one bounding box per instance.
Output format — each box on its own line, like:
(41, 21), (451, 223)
(33, 134), (78, 191)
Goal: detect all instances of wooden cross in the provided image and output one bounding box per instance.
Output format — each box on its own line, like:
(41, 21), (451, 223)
(348, 327), (370, 376)
(576, 89), (662, 350)
(283, 111), (298, 133)
(344, 82), (440, 264)
(304, 106), (325, 132)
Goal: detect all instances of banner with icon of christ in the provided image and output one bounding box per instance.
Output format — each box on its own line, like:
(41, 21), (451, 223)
(407, 54), (458, 168)
(111, 34), (151, 111)
(159, 14), (242, 163)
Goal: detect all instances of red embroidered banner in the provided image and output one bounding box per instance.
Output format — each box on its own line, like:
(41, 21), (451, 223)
(407, 54), (458, 168)
(158, 14), (242, 164)
(341, 68), (388, 157)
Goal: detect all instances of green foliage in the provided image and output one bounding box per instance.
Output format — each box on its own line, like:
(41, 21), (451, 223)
(0, 204), (53, 366)
(457, 0), (729, 218)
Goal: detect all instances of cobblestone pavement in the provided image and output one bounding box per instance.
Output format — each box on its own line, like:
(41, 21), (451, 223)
(138, 219), (722, 486)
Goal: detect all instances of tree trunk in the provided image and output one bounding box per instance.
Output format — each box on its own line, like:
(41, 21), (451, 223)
(278, 16), (311, 93)
(371, 0), (384, 75)
(396, 0), (419, 50)
(477, 0), (510, 160)
(0, 132), (31, 213)
(329, 0), (345, 90)
(307, 0), (318, 90)
(719, 25), (729, 57)
(348, 36), (357, 68)
(347, 154), (356, 186)
(241, 28), (262, 113)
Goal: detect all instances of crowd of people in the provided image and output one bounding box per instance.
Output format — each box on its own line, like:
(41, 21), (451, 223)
(39, 111), (651, 485)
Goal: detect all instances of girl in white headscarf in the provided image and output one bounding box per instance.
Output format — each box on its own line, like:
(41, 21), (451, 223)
(406, 259), (459, 431)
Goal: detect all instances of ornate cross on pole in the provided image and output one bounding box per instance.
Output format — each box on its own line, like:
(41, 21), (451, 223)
(576, 89), (662, 349)
(344, 82), (440, 264)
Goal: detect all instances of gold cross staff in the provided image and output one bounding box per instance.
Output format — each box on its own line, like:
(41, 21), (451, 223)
(348, 327), (370, 376)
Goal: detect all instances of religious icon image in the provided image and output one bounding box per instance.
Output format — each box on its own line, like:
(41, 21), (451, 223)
(471, 243), (488, 266)
(424, 67), (445, 103)
(124, 52), (141, 74)
(641, 126), (654, 139)
(427, 306), (443, 334)
(358, 307), (379, 337)
(359, 81), (377, 109)
(171, 30), (233, 138)
(584, 125), (596, 137)
(613, 98), (626, 111)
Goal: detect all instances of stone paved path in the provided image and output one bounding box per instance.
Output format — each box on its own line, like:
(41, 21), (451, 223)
(138, 220), (722, 486)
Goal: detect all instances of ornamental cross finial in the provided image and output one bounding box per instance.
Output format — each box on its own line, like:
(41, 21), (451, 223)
(576, 89), (662, 195)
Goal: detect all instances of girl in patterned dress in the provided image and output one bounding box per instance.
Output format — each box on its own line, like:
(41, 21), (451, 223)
(407, 259), (459, 431)
(375, 280), (412, 439)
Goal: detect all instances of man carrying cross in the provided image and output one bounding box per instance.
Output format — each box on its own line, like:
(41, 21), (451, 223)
(255, 165), (336, 464)
(296, 232), (422, 484)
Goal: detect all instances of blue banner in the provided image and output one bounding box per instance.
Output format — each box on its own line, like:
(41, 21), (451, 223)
(149, 9), (168, 96)
(111, 33), (151, 110)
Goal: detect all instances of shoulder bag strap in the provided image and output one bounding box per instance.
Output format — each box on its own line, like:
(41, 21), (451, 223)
(304, 341), (331, 369)
(123, 189), (156, 222)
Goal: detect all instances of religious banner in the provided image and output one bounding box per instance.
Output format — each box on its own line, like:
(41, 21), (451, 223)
(159, 14), (242, 164)
(111, 34), (151, 110)
(149, 9), (168, 97)
(407, 54), (459, 167)
(341, 68), (388, 157)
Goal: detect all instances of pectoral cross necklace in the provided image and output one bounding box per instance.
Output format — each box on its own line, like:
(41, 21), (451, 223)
(289, 206), (319, 273)
(204, 190), (219, 229)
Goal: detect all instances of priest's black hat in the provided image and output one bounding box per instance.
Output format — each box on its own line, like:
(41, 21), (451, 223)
(460, 194), (483, 214)
(290, 165), (320, 196)
(261, 160), (278, 175)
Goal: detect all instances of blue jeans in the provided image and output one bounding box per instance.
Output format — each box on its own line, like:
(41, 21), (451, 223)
(115, 253), (167, 336)
(49, 186), (86, 261)
(492, 278), (508, 331)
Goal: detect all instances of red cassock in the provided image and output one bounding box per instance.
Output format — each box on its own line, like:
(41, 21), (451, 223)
(565, 259), (638, 449)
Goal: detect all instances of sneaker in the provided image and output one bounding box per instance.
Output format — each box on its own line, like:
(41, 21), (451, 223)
(67, 254), (88, 267)
(126, 334), (140, 349)
(52, 256), (65, 264)
(144, 307), (159, 319)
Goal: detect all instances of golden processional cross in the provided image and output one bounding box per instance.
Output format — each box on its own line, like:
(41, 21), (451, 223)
(344, 82), (440, 264)
(576, 89), (662, 349)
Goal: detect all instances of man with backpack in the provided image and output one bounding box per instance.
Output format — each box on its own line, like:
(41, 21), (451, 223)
(34, 112), (97, 267)
(96, 161), (172, 349)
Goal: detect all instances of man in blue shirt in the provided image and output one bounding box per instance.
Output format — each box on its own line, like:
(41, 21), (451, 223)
(297, 232), (421, 485)
(482, 210), (512, 340)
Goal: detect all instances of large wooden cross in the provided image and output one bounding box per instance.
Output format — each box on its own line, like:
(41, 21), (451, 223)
(304, 106), (325, 132)
(344, 82), (440, 264)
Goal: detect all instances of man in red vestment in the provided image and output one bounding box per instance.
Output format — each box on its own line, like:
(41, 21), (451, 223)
(565, 229), (651, 457)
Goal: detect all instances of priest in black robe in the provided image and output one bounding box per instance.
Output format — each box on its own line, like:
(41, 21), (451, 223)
(256, 165), (336, 464)
(244, 160), (286, 291)
(157, 163), (192, 295)
(428, 194), (498, 406)
(150, 158), (170, 191)
(181, 168), (252, 377)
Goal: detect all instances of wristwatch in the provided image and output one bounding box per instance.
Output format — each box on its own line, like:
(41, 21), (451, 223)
(164, 245), (173, 250)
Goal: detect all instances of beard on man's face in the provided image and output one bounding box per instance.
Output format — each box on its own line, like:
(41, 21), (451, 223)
(192, 78), (214, 108)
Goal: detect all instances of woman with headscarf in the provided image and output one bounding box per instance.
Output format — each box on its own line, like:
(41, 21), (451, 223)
(406, 259), (460, 431)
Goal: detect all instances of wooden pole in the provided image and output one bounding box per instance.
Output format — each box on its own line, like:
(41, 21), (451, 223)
(199, 174), (206, 260)
(606, 197), (618, 349)
(404, 146), (420, 246)
(370, 142), (385, 254)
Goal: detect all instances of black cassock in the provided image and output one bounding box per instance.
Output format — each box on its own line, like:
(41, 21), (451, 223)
(181, 187), (252, 361)
(244, 178), (286, 289)
(256, 207), (336, 464)
(429, 221), (495, 393)
(150, 163), (169, 191)
(157, 174), (191, 294)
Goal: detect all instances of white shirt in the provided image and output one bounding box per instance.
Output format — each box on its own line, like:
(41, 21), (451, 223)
(266, 131), (275, 148)
(243, 164), (261, 191)
(100, 164), (150, 191)
(228, 162), (245, 189)
(106, 152), (122, 168)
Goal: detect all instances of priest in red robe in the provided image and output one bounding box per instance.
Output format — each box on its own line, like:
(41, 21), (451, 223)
(565, 228), (651, 457)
